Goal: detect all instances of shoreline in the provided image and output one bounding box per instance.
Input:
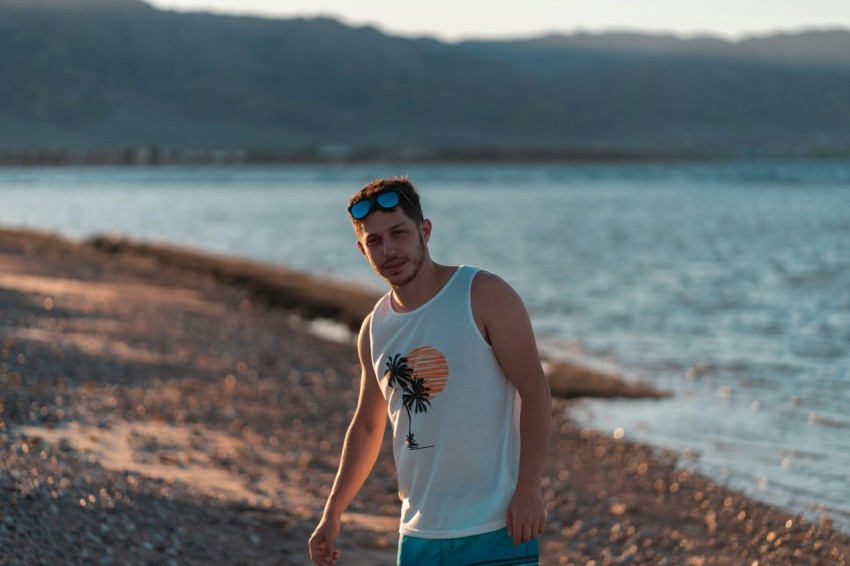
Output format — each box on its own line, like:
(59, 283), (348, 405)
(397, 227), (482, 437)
(3, 151), (850, 169)
(1, 227), (848, 564)
(0, 148), (721, 168)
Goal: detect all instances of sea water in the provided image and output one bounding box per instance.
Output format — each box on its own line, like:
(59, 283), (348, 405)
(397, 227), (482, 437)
(1, 161), (848, 531)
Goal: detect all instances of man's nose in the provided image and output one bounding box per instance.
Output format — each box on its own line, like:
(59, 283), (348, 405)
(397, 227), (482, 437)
(383, 239), (397, 257)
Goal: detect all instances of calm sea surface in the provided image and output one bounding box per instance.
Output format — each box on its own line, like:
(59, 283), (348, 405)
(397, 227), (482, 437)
(1, 161), (849, 531)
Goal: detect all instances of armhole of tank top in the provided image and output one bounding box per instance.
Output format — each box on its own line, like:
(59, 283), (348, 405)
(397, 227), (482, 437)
(467, 269), (495, 351)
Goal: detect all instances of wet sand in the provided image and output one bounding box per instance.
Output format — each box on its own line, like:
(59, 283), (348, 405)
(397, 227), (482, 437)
(1, 228), (848, 565)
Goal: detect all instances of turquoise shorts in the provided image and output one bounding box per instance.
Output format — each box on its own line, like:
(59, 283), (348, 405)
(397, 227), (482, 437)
(397, 527), (539, 566)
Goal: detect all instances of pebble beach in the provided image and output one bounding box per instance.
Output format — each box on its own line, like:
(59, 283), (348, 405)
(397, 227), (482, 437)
(1, 228), (848, 565)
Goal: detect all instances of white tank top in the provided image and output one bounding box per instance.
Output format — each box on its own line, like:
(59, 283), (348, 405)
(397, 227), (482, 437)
(369, 265), (521, 538)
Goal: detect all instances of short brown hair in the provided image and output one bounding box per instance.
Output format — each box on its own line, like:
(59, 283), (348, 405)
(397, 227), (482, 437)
(348, 177), (424, 236)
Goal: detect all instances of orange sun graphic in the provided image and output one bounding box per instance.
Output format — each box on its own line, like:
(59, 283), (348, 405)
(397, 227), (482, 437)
(405, 346), (449, 400)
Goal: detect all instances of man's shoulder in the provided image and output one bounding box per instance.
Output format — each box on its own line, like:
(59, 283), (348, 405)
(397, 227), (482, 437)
(471, 270), (526, 325)
(470, 269), (513, 297)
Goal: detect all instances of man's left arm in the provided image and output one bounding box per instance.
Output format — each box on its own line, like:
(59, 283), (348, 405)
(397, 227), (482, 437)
(472, 272), (553, 546)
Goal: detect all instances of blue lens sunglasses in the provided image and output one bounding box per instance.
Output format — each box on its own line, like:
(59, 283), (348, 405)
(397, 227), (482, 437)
(348, 189), (420, 220)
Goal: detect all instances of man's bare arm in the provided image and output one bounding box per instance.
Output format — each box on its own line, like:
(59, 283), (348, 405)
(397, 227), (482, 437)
(308, 313), (388, 566)
(473, 272), (552, 546)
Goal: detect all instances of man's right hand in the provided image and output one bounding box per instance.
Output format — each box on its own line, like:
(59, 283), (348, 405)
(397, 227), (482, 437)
(309, 516), (342, 566)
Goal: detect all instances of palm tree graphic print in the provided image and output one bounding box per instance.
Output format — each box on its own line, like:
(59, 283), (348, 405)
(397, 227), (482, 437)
(384, 346), (449, 450)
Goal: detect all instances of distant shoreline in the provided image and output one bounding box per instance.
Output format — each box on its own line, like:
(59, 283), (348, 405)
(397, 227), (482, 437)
(3, 147), (849, 168)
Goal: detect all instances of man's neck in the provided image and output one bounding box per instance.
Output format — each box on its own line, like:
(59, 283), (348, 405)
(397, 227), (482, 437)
(390, 261), (455, 313)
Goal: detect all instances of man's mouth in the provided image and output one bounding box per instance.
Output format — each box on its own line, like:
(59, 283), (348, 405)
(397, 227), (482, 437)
(383, 258), (406, 271)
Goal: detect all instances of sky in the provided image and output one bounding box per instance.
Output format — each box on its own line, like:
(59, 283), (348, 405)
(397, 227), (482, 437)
(147, 0), (850, 41)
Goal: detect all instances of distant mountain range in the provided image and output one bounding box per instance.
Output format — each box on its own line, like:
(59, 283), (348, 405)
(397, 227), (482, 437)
(2, 0), (850, 160)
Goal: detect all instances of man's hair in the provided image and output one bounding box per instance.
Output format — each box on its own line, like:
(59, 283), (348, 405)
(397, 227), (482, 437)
(348, 177), (424, 236)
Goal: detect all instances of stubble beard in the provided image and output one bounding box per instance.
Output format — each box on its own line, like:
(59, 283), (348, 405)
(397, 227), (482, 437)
(381, 233), (426, 288)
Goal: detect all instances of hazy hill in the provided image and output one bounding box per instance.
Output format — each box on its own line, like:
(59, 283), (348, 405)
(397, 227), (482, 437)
(1, 0), (849, 158)
(0, 0), (149, 8)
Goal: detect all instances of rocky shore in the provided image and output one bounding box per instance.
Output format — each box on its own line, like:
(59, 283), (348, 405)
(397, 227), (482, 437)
(1, 228), (848, 565)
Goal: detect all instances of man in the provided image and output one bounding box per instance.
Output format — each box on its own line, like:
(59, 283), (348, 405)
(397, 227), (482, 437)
(309, 177), (552, 565)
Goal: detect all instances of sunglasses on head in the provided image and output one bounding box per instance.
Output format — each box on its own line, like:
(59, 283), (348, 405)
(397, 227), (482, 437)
(348, 189), (408, 220)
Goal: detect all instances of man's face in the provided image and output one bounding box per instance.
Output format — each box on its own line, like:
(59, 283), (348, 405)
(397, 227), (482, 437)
(356, 207), (431, 288)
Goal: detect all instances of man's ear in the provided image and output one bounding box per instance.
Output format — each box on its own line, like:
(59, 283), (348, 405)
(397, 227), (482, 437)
(356, 240), (366, 256)
(421, 219), (432, 243)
